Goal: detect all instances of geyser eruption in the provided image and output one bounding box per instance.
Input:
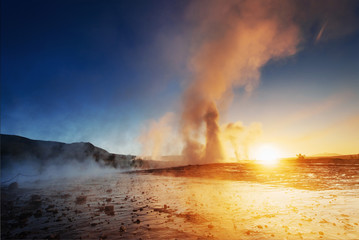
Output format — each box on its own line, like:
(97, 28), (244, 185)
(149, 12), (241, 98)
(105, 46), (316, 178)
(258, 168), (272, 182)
(138, 0), (358, 164)
(222, 121), (262, 161)
(181, 0), (300, 163)
(203, 102), (224, 162)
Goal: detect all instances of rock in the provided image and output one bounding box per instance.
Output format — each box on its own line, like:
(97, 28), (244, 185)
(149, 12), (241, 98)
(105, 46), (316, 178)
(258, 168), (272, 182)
(135, 219), (141, 224)
(8, 182), (18, 191)
(47, 233), (60, 239)
(59, 193), (71, 199)
(120, 226), (126, 232)
(46, 205), (58, 214)
(34, 210), (42, 218)
(18, 212), (32, 224)
(245, 230), (253, 235)
(99, 233), (107, 240)
(30, 194), (42, 207)
(75, 196), (87, 204)
(31, 194), (41, 202)
(208, 224), (214, 229)
(17, 231), (29, 238)
(104, 205), (114, 216)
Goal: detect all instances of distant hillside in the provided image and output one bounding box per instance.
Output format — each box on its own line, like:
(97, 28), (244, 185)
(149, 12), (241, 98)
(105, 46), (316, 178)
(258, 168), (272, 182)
(282, 153), (359, 164)
(0, 134), (144, 169)
(307, 154), (359, 160)
(311, 153), (340, 157)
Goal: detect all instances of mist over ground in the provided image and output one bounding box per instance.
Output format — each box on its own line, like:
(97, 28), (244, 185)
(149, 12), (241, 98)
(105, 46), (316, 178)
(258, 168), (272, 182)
(1, 1), (359, 239)
(0, 134), (160, 184)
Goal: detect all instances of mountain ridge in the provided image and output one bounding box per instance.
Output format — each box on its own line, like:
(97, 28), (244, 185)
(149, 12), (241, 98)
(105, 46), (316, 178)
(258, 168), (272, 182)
(0, 134), (140, 169)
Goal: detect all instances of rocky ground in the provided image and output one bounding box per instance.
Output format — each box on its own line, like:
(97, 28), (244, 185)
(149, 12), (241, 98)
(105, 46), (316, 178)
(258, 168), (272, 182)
(1, 164), (359, 239)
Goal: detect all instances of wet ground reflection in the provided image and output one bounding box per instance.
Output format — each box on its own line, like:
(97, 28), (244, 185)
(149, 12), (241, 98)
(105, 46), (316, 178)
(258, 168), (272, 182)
(1, 162), (359, 239)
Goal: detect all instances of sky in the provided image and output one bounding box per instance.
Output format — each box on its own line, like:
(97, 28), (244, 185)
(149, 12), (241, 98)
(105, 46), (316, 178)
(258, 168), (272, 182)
(1, 0), (359, 158)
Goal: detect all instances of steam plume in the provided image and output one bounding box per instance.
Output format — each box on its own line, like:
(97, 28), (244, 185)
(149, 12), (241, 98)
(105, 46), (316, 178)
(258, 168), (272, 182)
(223, 122), (244, 161)
(222, 122), (262, 161)
(181, 0), (300, 163)
(138, 0), (358, 164)
(138, 112), (177, 160)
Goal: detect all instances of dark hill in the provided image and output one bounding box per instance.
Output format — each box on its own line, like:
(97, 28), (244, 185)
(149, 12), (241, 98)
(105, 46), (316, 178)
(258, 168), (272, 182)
(0, 134), (144, 169)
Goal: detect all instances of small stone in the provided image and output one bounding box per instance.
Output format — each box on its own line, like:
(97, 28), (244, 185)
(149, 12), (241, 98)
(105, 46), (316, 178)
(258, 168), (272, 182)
(34, 210), (42, 218)
(104, 205), (114, 216)
(47, 233), (60, 239)
(60, 193), (71, 199)
(30, 195), (42, 207)
(99, 233), (107, 239)
(75, 196), (87, 204)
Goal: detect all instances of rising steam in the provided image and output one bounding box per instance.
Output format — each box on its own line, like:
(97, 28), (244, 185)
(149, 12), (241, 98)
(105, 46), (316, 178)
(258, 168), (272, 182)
(139, 0), (358, 164)
(181, 0), (300, 163)
(138, 112), (180, 160)
(222, 122), (262, 161)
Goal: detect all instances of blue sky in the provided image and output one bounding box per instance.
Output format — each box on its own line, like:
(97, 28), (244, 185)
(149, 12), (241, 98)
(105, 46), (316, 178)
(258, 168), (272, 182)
(1, 0), (359, 156)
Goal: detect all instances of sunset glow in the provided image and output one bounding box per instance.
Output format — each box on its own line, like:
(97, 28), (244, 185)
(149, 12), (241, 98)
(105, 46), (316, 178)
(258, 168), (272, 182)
(255, 144), (280, 165)
(1, 1), (359, 239)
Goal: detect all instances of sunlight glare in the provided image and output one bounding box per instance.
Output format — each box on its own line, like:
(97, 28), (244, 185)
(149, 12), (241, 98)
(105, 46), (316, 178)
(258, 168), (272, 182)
(255, 144), (280, 165)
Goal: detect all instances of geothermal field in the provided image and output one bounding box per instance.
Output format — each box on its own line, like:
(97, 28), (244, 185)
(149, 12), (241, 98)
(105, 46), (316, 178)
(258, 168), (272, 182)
(2, 0), (359, 239)
(1, 158), (359, 240)
(1, 135), (359, 239)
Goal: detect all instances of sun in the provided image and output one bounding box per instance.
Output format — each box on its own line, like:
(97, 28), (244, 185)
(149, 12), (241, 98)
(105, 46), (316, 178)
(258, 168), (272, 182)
(255, 144), (280, 165)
